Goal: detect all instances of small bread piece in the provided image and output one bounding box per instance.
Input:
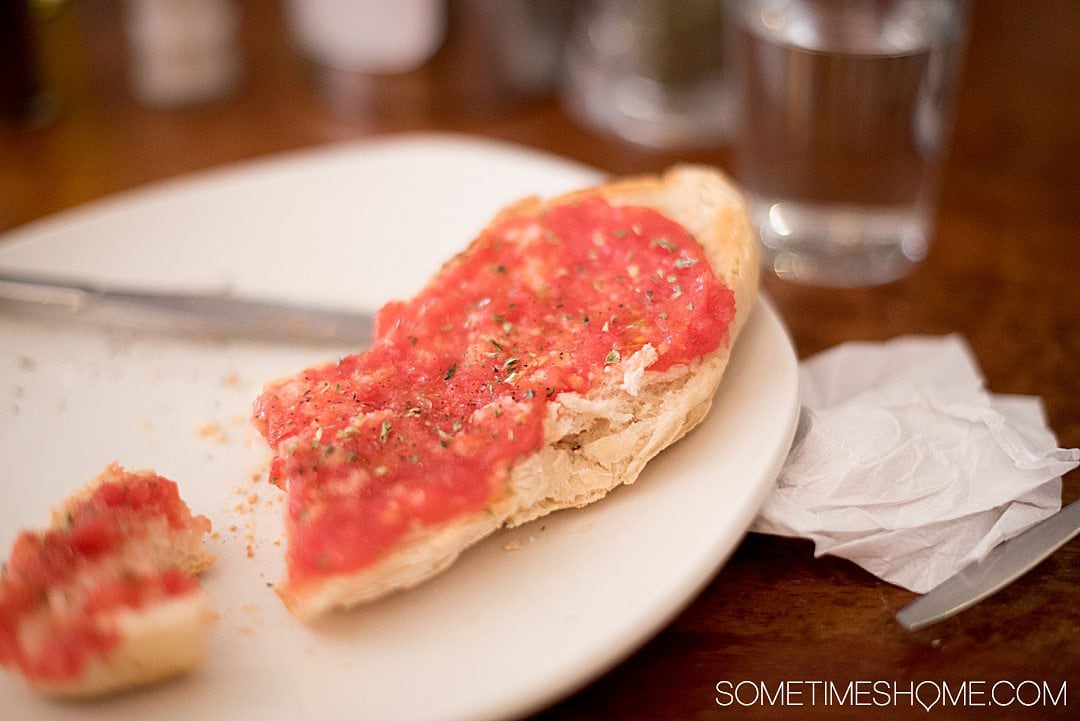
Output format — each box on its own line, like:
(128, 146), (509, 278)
(254, 165), (758, 620)
(0, 463), (215, 697)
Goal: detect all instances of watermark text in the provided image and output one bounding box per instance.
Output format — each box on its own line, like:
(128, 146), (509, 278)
(714, 679), (1067, 713)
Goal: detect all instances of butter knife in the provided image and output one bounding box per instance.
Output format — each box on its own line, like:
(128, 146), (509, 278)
(896, 498), (1080, 631)
(0, 270), (374, 345)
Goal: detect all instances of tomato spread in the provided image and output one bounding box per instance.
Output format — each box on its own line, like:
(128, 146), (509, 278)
(253, 197), (735, 587)
(0, 473), (205, 684)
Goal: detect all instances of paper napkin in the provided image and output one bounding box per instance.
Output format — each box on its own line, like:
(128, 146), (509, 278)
(752, 334), (1080, 593)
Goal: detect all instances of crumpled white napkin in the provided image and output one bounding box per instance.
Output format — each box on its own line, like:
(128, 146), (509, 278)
(752, 334), (1080, 593)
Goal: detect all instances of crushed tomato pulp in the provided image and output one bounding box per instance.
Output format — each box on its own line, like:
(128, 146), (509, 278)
(0, 472), (206, 684)
(253, 196), (736, 585)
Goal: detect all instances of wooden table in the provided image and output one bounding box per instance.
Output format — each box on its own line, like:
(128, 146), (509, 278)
(2, 2), (1077, 719)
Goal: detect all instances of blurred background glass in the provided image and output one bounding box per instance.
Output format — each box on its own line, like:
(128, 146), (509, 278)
(724, 0), (971, 287)
(561, 0), (728, 149)
(124, 0), (243, 107)
(285, 0), (446, 76)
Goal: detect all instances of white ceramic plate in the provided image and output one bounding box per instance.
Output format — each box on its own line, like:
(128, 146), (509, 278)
(0, 134), (799, 721)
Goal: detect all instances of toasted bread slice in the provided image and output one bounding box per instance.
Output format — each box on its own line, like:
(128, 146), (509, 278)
(258, 165), (759, 620)
(0, 464), (215, 697)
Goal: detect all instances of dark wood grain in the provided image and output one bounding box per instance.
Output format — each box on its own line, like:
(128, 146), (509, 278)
(2, 1), (1077, 719)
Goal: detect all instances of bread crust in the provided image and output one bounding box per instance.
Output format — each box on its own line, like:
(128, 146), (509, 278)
(280, 166), (759, 620)
(27, 594), (215, 698)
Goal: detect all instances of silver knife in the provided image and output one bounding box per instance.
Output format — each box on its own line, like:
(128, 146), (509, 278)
(0, 270), (374, 345)
(896, 498), (1080, 631)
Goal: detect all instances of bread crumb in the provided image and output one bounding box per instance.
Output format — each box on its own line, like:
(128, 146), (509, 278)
(220, 462), (282, 563)
(194, 421), (228, 443)
(503, 539), (523, 551)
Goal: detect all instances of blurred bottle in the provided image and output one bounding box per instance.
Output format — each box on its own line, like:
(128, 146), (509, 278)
(124, 0), (242, 107)
(0, 0), (56, 126)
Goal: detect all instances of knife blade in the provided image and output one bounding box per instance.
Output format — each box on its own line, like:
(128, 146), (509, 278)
(0, 270), (374, 345)
(896, 498), (1080, 631)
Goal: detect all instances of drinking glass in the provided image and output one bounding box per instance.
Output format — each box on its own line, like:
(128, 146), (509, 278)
(724, 0), (971, 286)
